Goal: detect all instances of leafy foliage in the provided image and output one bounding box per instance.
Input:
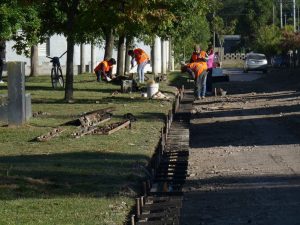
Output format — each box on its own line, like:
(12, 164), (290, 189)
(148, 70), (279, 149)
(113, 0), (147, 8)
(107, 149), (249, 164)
(254, 25), (282, 56)
(0, 1), (41, 56)
(281, 31), (300, 51)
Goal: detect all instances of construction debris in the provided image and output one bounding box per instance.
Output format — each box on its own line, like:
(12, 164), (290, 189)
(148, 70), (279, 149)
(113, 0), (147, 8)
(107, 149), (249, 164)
(214, 88), (227, 96)
(92, 120), (131, 135)
(71, 125), (99, 138)
(72, 120), (131, 138)
(36, 107), (134, 140)
(32, 111), (51, 117)
(152, 91), (171, 100)
(36, 127), (65, 142)
(78, 107), (115, 127)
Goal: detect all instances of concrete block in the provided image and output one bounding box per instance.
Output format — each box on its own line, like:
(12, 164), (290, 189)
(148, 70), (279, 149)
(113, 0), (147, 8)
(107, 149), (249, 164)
(7, 61), (26, 125)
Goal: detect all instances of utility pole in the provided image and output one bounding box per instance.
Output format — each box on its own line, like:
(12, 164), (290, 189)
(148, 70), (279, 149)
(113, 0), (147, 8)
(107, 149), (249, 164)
(297, 5), (300, 31)
(280, 0), (283, 28)
(213, 12), (216, 49)
(274, 4), (276, 25)
(293, 0), (296, 32)
(285, 13), (287, 27)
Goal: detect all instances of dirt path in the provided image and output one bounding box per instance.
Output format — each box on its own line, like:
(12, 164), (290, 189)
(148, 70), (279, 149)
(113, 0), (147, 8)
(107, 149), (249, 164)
(180, 69), (300, 225)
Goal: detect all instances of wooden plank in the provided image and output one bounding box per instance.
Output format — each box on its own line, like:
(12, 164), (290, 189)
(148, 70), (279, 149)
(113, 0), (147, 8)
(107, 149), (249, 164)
(106, 120), (131, 135)
(91, 120), (131, 135)
(72, 125), (99, 138)
(36, 127), (65, 142)
(79, 111), (112, 127)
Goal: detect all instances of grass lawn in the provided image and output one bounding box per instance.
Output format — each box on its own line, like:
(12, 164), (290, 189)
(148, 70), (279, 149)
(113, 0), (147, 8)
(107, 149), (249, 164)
(0, 72), (185, 225)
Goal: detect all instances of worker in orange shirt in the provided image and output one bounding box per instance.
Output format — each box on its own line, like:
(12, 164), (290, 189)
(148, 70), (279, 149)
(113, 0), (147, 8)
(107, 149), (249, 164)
(94, 58), (116, 82)
(128, 48), (150, 83)
(182, 56), (208, 100)
(190, 45), (208, 63)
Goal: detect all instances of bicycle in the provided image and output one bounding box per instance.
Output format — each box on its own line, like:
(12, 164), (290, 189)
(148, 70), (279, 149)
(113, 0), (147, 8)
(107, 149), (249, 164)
(46, 51), (67, 88)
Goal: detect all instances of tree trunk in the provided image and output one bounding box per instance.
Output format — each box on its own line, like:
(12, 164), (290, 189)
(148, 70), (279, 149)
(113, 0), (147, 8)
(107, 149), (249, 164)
(80, 43), (85, 74)
(91, 43), (94, 73)
(125, 36), (133, 74)
(0, 41), (5, 59)
(117, 34), (125, 76)
(30, 45), (39, 77)
(104, 28), (115, 60)
(65, 36), (75, 102)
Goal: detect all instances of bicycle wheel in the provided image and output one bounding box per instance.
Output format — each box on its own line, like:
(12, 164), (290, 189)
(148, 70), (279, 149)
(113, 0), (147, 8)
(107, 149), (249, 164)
(57, 68), (64, 88)
(51, 68), (58, 88)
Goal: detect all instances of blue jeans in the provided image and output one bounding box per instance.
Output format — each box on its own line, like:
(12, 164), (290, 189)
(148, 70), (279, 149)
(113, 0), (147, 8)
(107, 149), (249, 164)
(206, 68), (213, 92)
(196, 71), (207, 97)
(137, 61), (147, 83)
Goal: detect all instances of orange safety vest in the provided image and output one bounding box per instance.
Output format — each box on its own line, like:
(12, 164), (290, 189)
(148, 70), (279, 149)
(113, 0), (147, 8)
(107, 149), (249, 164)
(191, 52), (200, 62)
(94, 60), (111, 73)
(187, 61), (207, 79)
(191, 51), (207, 62)
(133, 48), (149, 64)
(200, 51), (207, 59)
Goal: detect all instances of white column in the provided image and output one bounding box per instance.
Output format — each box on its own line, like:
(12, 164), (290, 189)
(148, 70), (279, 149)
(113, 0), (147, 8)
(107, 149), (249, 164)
(153, 36), (160, 76)
(161, 39), (167, 75)
(168, 38), (174, 71)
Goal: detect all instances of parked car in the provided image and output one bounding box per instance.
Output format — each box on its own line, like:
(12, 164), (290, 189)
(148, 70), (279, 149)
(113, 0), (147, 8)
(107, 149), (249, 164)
(244, 53), (268, 73)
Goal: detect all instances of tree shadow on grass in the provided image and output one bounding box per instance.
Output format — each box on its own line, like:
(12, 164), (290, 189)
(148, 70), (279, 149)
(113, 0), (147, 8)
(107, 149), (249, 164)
(0, 151), (150, 200)
(25, 85), (119, 94)
(32, 95), (172, 105)
(112, 112), (166, 122)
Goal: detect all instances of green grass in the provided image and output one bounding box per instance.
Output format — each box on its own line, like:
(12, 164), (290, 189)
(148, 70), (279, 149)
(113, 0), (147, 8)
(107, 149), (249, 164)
(0, 72), (184, 225)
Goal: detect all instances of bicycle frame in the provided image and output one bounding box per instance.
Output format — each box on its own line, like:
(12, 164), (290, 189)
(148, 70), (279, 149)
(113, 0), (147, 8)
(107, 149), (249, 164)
(47, 51), (67, 88)
(46, 51), (67, 68)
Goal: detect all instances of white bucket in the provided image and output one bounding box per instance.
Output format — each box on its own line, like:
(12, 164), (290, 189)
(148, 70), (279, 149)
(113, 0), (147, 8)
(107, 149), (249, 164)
(147, 83), (159, 98)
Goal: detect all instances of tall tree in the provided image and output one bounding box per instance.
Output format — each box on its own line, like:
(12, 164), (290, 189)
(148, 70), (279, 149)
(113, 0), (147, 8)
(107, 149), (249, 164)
(238, 0), (273, 48)
(254, 25), (282, 57)
(38, 0), (103, 102)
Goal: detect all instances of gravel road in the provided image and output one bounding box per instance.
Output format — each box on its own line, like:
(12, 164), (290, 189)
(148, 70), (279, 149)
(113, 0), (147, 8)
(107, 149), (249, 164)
(180, 69), (300, 225)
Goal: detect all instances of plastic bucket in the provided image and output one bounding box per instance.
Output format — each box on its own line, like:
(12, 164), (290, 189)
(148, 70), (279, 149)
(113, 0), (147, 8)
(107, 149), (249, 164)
(147, 83), (159, 98)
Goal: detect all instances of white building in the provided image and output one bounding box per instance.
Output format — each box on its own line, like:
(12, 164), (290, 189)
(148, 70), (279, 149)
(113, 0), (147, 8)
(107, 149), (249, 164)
(4, 34), (173, 76)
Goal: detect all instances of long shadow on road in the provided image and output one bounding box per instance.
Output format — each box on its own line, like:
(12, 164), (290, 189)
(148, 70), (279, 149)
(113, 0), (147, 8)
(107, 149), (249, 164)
(181, 175), (300, 225)
(190, 113), (300, 148)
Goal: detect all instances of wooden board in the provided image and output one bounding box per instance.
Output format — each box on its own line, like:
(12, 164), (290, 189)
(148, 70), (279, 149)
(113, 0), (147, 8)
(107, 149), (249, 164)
(36, 127), (65, 142)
